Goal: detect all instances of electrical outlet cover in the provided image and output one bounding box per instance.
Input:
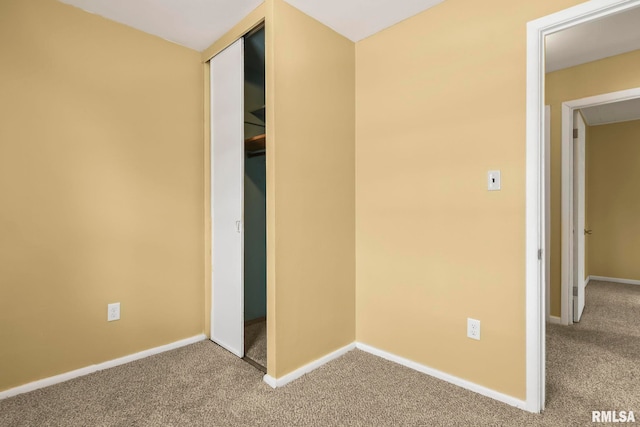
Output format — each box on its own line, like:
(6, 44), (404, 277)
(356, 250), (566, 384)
(108, 302), (120, 322)
(467, 318), (480, 340)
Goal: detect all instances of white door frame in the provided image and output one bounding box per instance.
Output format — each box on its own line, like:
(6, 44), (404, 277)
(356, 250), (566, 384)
(544, 105), (551, 326)
(560, 87), (640, 325)
(526, 0), (640, 413)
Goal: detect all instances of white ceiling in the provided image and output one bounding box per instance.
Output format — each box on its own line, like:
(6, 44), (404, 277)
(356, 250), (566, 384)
(58, 0), (445, 51)
(58, 0), (264, 52)
(581, 98), (640, 126)
(283, 0), (444, 42)
(546, 6), (640, 73)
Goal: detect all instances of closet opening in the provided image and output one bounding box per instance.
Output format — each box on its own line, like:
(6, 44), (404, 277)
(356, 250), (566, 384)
(242, 24), (266, 372)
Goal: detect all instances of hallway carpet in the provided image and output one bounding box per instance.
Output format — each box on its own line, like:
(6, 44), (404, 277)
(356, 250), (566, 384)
(1, 281), (638, 426)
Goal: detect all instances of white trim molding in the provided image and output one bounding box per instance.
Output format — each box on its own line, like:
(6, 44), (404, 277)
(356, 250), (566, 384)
(264, 341), (528, 411)
(589, 275), (640, 286)
(356, 342), (527, 410)
(526, 0), (640, 413)
(263, 343), (356, 388)
(0, 334), (207, 400)
(544, 105), (552, 327)
(547, 316), (563, 325)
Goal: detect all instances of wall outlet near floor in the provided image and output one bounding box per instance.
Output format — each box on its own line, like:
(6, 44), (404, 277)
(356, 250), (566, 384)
(467, 318), (480, 340)
(107, 302), (120, 322)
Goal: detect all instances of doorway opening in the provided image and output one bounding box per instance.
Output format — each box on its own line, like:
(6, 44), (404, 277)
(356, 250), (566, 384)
(243, 25), (267, 372)
(526, 0), (640, 413)
(560, 88), (640, 325)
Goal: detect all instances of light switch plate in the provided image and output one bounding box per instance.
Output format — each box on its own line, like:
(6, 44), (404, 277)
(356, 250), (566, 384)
(488, 170), (501, 191)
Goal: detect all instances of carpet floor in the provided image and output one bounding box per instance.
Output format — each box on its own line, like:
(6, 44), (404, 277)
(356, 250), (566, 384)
(245, 320), (267, 368)
(1, 280), (638, 426)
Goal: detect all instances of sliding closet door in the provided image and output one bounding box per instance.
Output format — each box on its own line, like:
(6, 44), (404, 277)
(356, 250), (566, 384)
(210, 39), (244, 357)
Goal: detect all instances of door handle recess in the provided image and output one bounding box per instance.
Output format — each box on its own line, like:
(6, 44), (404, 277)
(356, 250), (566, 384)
(236, 221), (242, 233)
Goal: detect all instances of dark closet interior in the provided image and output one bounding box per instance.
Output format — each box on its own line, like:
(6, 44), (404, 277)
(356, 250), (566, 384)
(243, 25), (266, 371)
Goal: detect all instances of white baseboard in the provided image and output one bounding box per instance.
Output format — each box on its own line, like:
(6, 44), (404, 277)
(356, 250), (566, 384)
(355, 342), (528, 411)
(264, 340), (529, 411)
(589, 275), (640, 286)
(0, 334), (206, 400)
(263, 373), (277, 388)
(263, 342), (356, 388)
(547, 315), (563, 324)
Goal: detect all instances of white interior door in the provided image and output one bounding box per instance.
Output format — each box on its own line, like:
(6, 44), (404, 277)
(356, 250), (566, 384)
(210, 39), (244, 357)
(573, 110), (586, 322)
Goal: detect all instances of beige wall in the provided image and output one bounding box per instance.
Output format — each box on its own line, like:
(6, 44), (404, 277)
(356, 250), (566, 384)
(546, 49), (640, 316)
(0, 0), (204, 391)
(587, 119), (640, 281)
(10, 0), (639, 400)
(269, 0), (356, 377)
(355, 0), (593, 400)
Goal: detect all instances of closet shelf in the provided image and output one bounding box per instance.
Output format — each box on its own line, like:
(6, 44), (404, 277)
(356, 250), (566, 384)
(245, 134), (265, 154)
